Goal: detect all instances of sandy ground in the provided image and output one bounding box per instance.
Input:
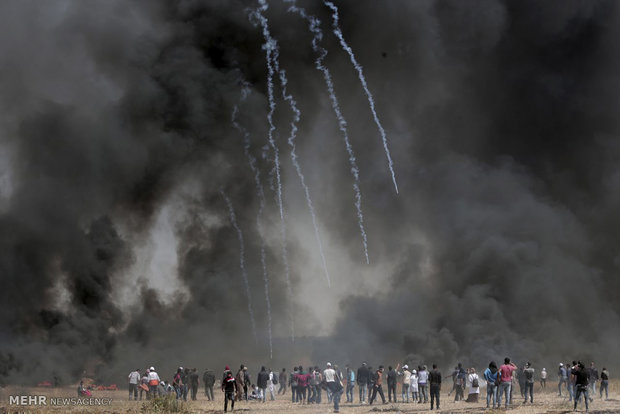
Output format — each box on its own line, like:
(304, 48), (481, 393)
(1, 380), (619, 413)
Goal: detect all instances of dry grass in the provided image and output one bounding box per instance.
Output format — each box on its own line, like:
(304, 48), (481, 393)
(1, 380), (619, 413)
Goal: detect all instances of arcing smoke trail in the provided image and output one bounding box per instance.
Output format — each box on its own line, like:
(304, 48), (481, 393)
(221, 190), (258, 343)
(276, 67), (332, 287)
(324, 1), (399, 195)
(232, 85), (273, 359)
(251, 0), (295, 341)
(287, 2), (369, 264)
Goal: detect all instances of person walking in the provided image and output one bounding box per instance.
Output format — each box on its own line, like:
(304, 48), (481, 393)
(523, 362), (535, 404)
(290, 367), (298, 403)
(369, 366), (386, 405)
(278, 368), (287, 395)
(484, 361), (499, 409)
(128, 368), (140, 400)
(429, 364), (442, 410)
(235, 365), (245, 402)
(222, 371), (236, 413)
(558, 363), (568, 397)
(498, 357), (517, 408)
(454, 363), (466, 401)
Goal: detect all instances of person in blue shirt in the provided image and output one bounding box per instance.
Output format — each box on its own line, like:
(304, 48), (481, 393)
(484, 361), (499, 409)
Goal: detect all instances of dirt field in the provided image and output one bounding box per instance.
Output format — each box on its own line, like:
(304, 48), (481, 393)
(1, 380), (619, 413)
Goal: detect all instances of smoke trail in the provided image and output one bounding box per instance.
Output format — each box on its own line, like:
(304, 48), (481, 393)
(324, 0), (399, 195)
(250, 1), (295, 340)
(287, 2), (369, 264)
(277, 67), (332, 287)
(221, 190), (257, 343)
(231, 85), (273, 359)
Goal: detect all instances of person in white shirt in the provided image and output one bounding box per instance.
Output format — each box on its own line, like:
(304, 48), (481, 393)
(268, 369), (276, 400)
(466, 368), (480, 402)
(128, 368), (141, 400)
(410, 369), (419, 402)
(324, 362), (343, 413)
(147, 366), (161, 399)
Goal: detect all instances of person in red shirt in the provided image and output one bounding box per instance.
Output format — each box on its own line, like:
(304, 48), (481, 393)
(497, 357), (518, 408)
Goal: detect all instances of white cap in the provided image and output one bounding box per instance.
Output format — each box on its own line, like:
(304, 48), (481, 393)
(559, 363), (564, 366)
(403, 365), (408, 369)
(326, 362), (332, 367)
(150, 366), (155, 371)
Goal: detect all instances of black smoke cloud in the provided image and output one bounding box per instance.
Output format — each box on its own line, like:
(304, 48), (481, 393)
(1, 0), (620, 384)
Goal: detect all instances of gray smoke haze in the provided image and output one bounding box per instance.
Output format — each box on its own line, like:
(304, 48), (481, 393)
(1, 0), (620, 384)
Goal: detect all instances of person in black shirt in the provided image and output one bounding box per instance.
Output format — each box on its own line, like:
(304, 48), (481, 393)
(572, 362), (589, 412)
(387, 365), (398, 403)
(189, 368), (199, 401)
(357, 362), (370, 403)
(429, 364), (442, 410)
(222, 371), (236, 412)
(600, 368), (609, 400)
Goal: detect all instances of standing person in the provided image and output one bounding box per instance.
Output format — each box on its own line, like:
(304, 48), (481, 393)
(400, 364), (411, 403)
(540, 367), (547, 389)
(454, 363), (466, 401)
(572, 362), (590, 412)
(147, 367), (161, 399)
(181, 368), (189, 401)
(235, 365), (245, 401)
(257, 366), (269, 403)
(465, 367), (480, 403)
(243, 367), (251, 400)
(278, 368), (287, 395)
(568, 361), (577, 402)
(369, 366), (386, 405)
(523, 362), (535, 404)
(345, 364), (355, 403)
(189, 368), (199, 401)
(357, 362), (369, 403)
(417, 365), (429, 403)
(600, 367), (609, 400)
(314, 366), (324, 404)
(428, 364), (442, 410)
(173, 368), (183, 400)
(268, 369), (276, 401)
(588, 362), (599, 397)
(203, 368), (215, 401)
(128, 368), (140, 400)
(497, 357), (518, 408)
(290, 367), (298, 403)
(295, 366), (309, 404)
(324, 362), (344, 413)
(387, 365), (398, 403)
(484, 361), (499, 409)
(410, 369), (419, 402)
(447, 366), (459, 397)
(140, 370), (149, 400)
(307, 367), (317, 403)
(222, 371), (236, 413)
(558, 363), (567, 397)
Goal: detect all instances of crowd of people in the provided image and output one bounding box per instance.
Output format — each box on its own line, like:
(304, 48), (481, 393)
(126, 357), (611, 412)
